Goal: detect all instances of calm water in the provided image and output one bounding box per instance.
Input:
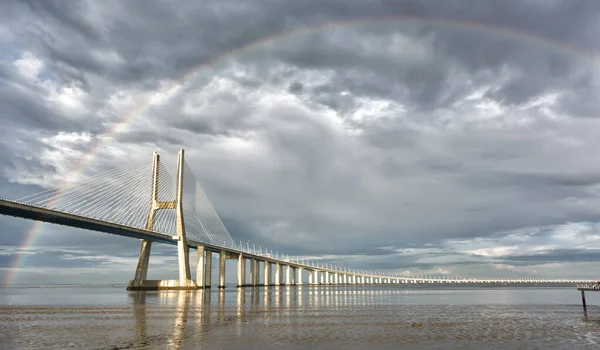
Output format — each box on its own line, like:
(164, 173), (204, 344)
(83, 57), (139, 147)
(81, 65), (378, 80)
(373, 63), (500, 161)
(1, 285), (599, 349)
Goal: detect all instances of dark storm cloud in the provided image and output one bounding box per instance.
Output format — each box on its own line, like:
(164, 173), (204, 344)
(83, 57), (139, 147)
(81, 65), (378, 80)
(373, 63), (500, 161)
(1, 0), (599, 283)
(25, 1), (102, 42)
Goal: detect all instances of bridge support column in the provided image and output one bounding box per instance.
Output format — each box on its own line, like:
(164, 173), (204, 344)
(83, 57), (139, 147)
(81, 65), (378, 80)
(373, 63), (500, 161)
(308, 270), (314, 285)
(219, 250), (226, 288)
(325, 271), (330, 284)
(205, 251), (212, 288)
(275, 263), (281, 285)
(297, 267), (303, 285)
(237, 254), (246, 287)
(196, 246), (205, 288)
(130, 240), (152, 287)
(278, 264), (284, 285)
(249, 259), (255, 286)
(267, 262), (274, 286)
(291, 267), (297, 285)
(285, 265), (292, 285)
(254, 260), (260, 285)
(264, 261), (271, 286)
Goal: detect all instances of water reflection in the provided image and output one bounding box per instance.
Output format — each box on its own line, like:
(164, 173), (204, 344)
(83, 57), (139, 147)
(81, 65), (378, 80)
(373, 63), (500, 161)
(3, 286), (600, 349)
(123, 286), (600, 349)
(129, 286), (381, 349)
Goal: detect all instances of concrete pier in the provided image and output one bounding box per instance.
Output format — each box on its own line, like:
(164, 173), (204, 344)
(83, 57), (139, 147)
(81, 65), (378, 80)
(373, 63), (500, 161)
(237, 254), (245, 287)
(285, 265), (292, 285)
(219, 251), (226, 288)
(275, 263), (281, 285)
(278, 264), (284, 285)
(264, 261), (271, 286)
(249, 259), (255, 286)
(205, 251), (212, 288)
(254, 260), (260, 285)
(196, 246), (205, 288)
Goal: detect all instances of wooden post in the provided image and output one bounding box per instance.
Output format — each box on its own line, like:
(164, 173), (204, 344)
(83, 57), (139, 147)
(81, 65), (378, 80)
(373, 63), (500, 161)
(581, 290), (587, 312)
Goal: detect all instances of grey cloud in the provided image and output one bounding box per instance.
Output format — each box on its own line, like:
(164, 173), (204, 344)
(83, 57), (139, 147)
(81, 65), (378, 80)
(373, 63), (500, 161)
(503, 249), (600, 265)
(1, 0), (600, 282)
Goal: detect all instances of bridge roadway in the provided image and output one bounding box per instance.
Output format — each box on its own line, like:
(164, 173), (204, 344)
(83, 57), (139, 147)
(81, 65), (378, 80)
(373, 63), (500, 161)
(1, 198), (595, 287)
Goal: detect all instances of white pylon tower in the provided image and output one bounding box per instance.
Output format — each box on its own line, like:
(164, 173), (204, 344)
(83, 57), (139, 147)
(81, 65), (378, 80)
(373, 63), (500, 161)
(127, 149), (198, 290)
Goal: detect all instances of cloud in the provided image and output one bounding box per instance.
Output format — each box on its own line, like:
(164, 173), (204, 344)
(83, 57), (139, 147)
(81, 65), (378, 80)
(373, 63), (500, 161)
(1, 0), (600, 283)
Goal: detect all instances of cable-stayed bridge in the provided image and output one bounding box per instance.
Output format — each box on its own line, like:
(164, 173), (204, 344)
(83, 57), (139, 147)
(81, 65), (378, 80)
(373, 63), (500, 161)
(0, 150), (594, 290)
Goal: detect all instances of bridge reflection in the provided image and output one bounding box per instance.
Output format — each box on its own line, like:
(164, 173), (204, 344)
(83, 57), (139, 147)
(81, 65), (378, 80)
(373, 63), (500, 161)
(127, 286), (598, 349)
(129, 286), (420, 348)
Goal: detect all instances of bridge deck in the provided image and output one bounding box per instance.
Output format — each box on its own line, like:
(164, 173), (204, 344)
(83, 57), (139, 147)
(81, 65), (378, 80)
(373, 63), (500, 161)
(1, 198), (597, 285)
(577, 284), (600, 291)
(0, 198), (177, 245)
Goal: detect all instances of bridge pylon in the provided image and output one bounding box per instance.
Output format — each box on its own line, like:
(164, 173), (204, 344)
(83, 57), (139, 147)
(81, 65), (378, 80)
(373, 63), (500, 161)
(127, 149), (198, 290)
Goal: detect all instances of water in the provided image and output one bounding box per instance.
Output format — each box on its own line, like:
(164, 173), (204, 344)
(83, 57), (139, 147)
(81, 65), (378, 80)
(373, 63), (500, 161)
(1, 285), (599, 349)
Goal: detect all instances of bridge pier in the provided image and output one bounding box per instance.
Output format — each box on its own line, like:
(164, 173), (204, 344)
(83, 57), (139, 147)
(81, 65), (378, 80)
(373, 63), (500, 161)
(130, 240), (152, 287)
(254, 260), (260, 285)
(205, 251), (212, 288)
(237, 254), (245, 287)
(278, 263), (284, 285)
(264, 261), (272, 286)
(218, 250), (226, 288)
(274, 263), (281, 285)
(249, 259), (255, 286)
(196, 246), (205, 288)
(285, 265), (292, 285)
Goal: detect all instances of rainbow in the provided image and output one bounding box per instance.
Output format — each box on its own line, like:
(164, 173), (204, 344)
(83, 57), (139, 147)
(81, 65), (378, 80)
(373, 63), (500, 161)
(5, 15), (595, 286)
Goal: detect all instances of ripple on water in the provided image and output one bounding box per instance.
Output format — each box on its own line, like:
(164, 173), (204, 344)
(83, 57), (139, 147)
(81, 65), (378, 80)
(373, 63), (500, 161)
(1, 288), (600, 349)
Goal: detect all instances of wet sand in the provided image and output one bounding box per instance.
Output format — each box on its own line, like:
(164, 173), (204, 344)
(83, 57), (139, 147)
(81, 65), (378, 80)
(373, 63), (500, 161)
(1, 286), (599, 349)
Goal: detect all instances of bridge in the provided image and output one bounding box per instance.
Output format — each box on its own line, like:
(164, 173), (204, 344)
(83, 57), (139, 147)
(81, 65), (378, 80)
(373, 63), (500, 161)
(0, 149), (594, 290)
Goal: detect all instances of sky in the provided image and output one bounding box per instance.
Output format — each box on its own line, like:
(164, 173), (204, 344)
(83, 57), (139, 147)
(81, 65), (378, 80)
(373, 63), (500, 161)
(1, 0), (600, 285)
